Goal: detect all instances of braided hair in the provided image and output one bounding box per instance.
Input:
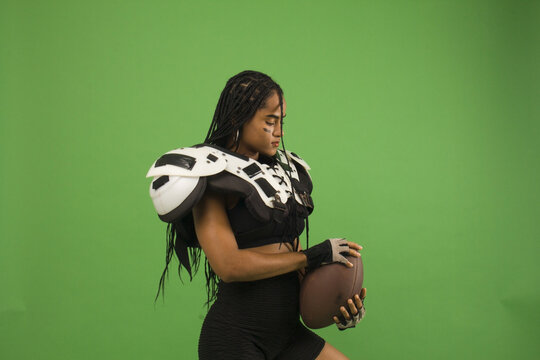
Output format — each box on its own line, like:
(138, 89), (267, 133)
(156, 71), (293, 307)
(205, 70), (284, 147)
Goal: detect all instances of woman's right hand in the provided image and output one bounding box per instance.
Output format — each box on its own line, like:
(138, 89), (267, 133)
(333, 288), (367, 330)
(301, 238), (362, 270)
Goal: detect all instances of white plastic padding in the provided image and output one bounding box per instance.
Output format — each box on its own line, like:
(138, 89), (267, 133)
(146, 147), (227, 178)
(286, 150), (311, 171)
(149, 175), (200, 216)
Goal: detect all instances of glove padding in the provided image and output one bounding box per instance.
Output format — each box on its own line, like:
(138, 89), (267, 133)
(301, 238), (351, 270)
(336, 301), (366, 331)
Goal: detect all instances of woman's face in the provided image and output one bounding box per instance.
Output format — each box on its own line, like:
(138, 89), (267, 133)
(235, 92), (286, 159)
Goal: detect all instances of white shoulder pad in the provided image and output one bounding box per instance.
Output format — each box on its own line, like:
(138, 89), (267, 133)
(282, 150), (311, 171)
(146, 146), (227, 178)
(149, 175), (202, 219)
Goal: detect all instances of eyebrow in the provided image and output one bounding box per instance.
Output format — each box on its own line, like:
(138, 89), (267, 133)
(265, 114), (286, 119)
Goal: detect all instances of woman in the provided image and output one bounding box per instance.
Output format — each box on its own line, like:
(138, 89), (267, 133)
(147, 71), (366, 359)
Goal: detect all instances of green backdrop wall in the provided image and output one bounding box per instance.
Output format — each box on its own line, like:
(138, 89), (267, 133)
(1, 0), (539, 359)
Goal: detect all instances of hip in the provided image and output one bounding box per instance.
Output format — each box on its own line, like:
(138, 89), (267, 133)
(206, 271), (301, 329)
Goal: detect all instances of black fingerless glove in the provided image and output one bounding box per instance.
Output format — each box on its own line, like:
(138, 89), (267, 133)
(301, 238), (350, 270)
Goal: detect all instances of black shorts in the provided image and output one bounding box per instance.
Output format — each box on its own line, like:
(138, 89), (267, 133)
(198, 271), (325, 360)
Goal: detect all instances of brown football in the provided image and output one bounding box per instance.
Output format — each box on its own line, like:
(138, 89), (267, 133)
(299, 255), (364, 329)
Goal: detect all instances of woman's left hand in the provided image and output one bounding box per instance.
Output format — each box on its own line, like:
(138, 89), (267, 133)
(333, 288), (366, 330)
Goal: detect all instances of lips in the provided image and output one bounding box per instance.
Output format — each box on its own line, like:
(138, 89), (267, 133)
(271, 141), (280, 147)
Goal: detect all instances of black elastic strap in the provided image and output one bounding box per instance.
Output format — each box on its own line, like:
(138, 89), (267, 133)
(152, 176), (169, 190)
(155, 153), (196, 170)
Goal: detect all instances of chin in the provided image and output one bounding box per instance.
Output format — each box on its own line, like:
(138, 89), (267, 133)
(260, 148), (278, 158)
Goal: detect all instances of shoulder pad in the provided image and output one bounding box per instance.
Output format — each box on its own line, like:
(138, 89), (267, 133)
(149, 175), (206, 221)
(276, 150), (310, 172)
(286, 150), (310, 171)
(146, 146), (227, 178)
(147, 145), (314, 223)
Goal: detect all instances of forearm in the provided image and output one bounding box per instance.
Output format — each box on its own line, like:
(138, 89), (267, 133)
(221, 250), (308, 282)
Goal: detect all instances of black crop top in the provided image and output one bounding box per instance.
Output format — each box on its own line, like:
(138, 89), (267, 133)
(227, 196), (309, 249)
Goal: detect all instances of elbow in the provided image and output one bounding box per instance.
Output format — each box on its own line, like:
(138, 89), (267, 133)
(215, 269), (239, 283)
(213, 261), (244, 283)
(208, 250), (252, 283)
(210, 265), (231, 283)
(209, 261), (235, 283)
(217, 266), (244, 283)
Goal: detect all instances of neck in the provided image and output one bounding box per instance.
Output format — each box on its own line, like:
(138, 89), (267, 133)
(235, 148), (260, 160)
(227, 142), (259, 160)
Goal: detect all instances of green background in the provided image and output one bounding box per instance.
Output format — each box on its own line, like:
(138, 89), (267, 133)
(1, 0), (539, 359)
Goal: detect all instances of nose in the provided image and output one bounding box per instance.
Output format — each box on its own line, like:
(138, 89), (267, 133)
(273, 123), (284, 138)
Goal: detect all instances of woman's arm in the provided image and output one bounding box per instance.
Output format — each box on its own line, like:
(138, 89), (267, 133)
(193, 191), (309, 282)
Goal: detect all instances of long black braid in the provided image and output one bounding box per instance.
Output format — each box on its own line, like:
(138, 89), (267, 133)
(156, 70), (309, 308)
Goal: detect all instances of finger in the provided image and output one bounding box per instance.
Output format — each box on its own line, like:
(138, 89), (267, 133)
(347, 298), (358, 315)
(348, 248), (361, 258)
(361, 288), (367, 299)
(340, 306), (351, 320)
(338, 255), (354, 267)
(333, 316), (341, 325)
(354, 294), (363, 309)
(347, 242), (363, 251)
